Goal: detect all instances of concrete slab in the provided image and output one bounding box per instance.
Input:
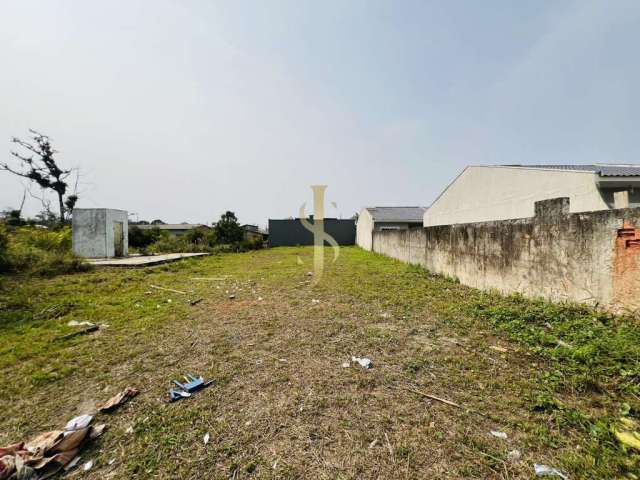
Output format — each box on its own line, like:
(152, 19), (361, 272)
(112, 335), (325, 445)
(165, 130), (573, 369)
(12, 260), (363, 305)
(87, 253), (210, 267)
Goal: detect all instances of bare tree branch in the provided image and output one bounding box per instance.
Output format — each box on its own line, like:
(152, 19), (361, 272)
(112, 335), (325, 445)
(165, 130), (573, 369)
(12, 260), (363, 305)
(2, 130), (77, 224)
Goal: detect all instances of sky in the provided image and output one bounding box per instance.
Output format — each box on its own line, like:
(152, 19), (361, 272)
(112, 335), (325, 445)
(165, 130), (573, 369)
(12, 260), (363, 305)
(1, 0), (639, 227)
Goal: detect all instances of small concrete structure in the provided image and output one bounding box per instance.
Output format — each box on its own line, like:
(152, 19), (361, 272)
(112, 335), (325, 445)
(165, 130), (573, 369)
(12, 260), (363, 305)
(72, 208), (128, 258)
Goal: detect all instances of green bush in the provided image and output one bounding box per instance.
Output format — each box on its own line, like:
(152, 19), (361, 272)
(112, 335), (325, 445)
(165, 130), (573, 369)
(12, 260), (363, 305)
(0, 225), (89, 276)
(0, 225), (10, 272)
(129, 226), (163, 248)
(146, 234), (202, 254)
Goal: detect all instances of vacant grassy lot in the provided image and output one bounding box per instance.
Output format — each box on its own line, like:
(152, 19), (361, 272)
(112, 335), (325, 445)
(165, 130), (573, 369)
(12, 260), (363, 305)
(1, 247), (639, 479)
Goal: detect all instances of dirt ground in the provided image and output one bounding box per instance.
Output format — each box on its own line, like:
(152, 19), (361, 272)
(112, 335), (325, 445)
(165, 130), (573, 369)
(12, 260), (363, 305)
(0, 247), (634, 479)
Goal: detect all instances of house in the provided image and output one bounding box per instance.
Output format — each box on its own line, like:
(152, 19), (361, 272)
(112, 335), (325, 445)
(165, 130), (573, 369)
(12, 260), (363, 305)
(424, 164), (640, 227)
(242, 224), (268, 242)
(268, 217), (355, 247)
(356, 207), (427, 251)
(134, 223), (211, 236)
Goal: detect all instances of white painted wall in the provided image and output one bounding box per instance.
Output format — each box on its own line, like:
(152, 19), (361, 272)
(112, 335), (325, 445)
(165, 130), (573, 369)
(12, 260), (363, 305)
(356, 208), (374, 251)
(424, 166), (610, 226)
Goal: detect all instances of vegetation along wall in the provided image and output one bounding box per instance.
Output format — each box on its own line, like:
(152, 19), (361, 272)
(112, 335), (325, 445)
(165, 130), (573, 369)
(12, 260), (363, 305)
(372, 198), (640, 313)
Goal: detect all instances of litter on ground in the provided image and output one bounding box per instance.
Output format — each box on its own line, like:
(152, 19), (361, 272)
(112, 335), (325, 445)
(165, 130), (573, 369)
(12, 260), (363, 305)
(169, 374), (214, 402)
(0, 415), (100, 480)
(149, 284), (187, 295)
(203, 433), (210, 445)
(490, 430), (508, 439)
(98, 387), (139, 413)
(56, 325), (99, 341)
(64, 455), (81, 472)
(351, 356), (373, 369)
(534, 463), (568, 479)
(64, 414), (93, 432)
(67, 320), (94, 327)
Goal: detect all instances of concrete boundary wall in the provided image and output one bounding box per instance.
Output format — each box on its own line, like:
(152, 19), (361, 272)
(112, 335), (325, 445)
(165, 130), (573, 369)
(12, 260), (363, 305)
(372, 198), (640, 312)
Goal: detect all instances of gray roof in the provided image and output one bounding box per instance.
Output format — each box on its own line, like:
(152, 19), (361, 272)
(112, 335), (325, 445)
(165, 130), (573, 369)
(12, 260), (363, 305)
(135, 223), (210, 230)
(365, 206), (427, 222)
(505, 164), (640, 177)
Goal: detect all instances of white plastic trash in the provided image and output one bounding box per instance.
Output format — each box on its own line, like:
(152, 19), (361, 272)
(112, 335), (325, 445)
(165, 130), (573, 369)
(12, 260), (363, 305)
(534, 464), (568, 479)
(351, 356), (373, 369)
(64, 414), (93, 431)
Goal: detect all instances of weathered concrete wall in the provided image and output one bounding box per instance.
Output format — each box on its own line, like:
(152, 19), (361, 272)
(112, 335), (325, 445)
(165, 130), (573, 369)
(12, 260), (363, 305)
(72, 208), (128, 258)
(374, 198), (640, 312)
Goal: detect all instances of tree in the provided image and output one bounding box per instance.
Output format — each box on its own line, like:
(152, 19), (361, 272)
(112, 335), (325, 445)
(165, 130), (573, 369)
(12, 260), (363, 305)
(214, 211), (244, 243)
(1, 130), (78, 225)
(34, 209), (59, 228)
(128, 225), (162, 248)
(1, 209), (24, 226)
(151, 219), (166, 225)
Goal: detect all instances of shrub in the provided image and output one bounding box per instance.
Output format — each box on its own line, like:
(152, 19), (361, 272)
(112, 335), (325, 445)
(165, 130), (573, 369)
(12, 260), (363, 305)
(185, 227), (216, 246)
(214, 211), (244, 243)
(0, 225), (10, 272)
(129, 226), (162, 248)
(0, 225), (89, 276)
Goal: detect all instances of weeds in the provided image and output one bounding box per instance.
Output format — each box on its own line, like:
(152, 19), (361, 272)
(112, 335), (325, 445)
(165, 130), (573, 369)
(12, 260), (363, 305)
(0, 225), (89, 276)
(1, 247), (639, 478)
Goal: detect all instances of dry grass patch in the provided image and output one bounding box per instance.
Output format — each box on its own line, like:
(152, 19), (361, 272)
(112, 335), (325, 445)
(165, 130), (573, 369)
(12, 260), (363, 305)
(1, 247), (638, 478)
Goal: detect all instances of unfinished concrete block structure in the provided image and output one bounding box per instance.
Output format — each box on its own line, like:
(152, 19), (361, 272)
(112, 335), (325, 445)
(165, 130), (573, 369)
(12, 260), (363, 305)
(72, 208), (128, 258)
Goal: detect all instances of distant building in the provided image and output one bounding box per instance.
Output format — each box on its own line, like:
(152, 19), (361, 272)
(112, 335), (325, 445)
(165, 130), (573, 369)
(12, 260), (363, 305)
(134, 223), (211, 236)
(356, 207), (427, 251)
(242, 224), (268, 242)
(424, 164), (640, 227)
(268, 217), (355, 247)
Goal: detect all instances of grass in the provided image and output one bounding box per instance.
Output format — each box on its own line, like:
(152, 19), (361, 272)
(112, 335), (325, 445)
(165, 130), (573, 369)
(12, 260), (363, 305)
(0, 225), (89, 275)
(0, 246), (638, 478)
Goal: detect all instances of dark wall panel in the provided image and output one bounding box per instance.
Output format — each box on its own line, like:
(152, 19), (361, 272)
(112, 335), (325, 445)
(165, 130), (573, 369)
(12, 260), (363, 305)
(268, 219), (356, 246)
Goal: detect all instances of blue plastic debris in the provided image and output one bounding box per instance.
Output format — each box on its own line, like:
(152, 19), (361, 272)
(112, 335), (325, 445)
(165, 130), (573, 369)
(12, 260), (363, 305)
(169, 374), (214, 402)
(169, 389), (191, 402)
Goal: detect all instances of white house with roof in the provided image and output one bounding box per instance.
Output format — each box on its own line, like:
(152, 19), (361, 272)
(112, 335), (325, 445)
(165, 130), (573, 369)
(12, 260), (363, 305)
(356, 207), (427, 251)
(135, 223), (211, 236)
(423, 164), (640, 227)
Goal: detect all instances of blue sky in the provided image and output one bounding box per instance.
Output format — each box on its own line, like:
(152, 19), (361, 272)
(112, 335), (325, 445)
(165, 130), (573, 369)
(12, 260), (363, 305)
(1, 0), (639, 226)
